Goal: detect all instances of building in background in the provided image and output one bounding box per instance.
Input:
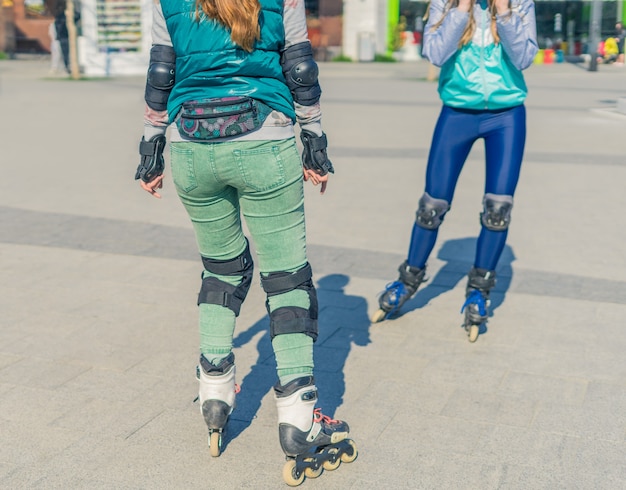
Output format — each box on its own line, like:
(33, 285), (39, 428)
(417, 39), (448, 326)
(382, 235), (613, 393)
(306, 0), (342, 60)
(2, 0), (54, 54)
(342, 0), (388, 61)
(2, 0), (626, 64)
(78, 0), (151, 76)
(398, 0), (626, 55)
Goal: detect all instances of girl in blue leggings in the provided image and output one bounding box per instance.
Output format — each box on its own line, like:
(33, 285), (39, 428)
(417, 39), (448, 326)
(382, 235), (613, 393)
(372, 0), (538, 342)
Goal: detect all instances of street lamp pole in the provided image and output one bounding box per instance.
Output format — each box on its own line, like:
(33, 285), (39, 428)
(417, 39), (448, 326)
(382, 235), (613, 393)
(588, 0), (603, 71)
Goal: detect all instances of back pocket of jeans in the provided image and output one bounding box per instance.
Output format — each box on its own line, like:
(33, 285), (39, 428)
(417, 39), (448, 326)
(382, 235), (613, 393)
(235, 145), (286, 192)
(171, 144), (198, 193)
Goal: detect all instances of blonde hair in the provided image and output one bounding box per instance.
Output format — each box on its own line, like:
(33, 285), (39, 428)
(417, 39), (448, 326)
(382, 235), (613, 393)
(429, 0), (503, 47)
(195, 0), (261, 52)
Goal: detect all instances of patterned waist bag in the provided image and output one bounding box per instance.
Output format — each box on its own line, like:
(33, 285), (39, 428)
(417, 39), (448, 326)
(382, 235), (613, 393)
(176, 96), (273, 141)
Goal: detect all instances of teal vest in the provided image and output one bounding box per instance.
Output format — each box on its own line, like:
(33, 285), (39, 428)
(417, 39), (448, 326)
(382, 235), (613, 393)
(438, 4), (527, 110)
(438, 43), (527, 110)
(159, 0), (295, 123)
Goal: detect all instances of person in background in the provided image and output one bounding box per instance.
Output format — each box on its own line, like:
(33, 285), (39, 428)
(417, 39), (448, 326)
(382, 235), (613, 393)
(48, 20), (65, 74)
(371, 0), (537, 343)
(135, 0), (356, 485)
(600, 35), (619, 64)
(53, 0), (80, 74)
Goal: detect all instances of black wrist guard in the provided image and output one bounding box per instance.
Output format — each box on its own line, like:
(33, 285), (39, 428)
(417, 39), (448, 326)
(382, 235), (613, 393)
(300, 130), (334, 176)
(135, 135), (166, 183)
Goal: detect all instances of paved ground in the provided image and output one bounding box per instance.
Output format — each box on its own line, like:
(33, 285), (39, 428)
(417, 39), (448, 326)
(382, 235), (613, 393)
(2, 56), (626, 489)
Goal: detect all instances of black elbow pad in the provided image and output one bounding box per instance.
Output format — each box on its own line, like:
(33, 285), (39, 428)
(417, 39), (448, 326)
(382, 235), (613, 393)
(145, 45), (176, 111)
(280, 42), (321, 106)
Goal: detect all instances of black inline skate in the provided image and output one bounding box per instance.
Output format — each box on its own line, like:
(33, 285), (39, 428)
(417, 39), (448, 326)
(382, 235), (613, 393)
(274, 376), (357, 486)
(460, 267), (496, 342)
(197, 352), (239, 457)
(371, 261), (427, 323)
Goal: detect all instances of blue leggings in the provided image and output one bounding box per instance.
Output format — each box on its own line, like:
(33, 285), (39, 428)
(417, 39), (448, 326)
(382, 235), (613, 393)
(407, 105), (526, 271)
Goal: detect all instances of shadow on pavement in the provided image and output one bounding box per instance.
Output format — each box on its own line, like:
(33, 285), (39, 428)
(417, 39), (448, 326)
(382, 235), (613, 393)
(222, 273), (369, 451)
(314, 274), (371, 415)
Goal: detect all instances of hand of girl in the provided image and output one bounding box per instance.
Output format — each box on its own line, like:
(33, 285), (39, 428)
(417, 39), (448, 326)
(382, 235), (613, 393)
(140, 174), (164, 199)
(303, 168), (329, 194)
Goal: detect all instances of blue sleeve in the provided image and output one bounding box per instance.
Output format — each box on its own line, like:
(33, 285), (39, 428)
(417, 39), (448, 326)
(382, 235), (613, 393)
(496, 0), (539, 70)
(422, 0), (470, 67)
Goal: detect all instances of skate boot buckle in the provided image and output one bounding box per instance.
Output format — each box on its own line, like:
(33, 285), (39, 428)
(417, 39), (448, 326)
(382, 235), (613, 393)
(461, 290), (487, 316)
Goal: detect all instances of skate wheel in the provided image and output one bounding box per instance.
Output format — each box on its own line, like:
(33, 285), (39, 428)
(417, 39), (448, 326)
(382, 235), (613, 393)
(341, 439), (358, 463)
(371, 309), (387, 323)
(467, 324), (479, 343)
(209, 431), (221, 457)
(322, 448), (341, 471)
(304, 461), (323, 479)
(283, 459), (305, 487)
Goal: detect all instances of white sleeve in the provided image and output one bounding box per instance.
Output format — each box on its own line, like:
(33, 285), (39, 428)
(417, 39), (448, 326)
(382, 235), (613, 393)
(151, 2), (173, 47)
(283, 0), (309, 48)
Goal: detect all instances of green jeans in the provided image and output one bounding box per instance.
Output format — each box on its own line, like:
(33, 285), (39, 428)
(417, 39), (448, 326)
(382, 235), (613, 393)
(170, 138), (313, 383)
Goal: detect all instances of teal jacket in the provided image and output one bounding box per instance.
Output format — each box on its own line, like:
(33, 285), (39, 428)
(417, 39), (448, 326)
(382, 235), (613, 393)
(423, 0), (538, 110)
(159, 0), (295, 123)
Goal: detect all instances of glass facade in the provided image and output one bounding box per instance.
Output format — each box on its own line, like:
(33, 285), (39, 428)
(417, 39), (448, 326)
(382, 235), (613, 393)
(96, 0), (142, 52)
(400, 0), (625, 53)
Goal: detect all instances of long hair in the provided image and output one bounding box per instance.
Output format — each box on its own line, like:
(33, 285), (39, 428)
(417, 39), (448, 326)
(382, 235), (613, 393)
(195, 0), (261, 52)
(429, 0), (503, 47)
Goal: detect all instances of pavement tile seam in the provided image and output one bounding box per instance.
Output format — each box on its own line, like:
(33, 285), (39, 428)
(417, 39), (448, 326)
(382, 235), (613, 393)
(3, 218), (626, 307)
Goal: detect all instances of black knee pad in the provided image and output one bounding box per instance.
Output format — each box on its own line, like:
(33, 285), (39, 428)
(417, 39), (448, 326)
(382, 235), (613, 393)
(197, 242), (254, 317)
(268, 306), (318, 341)
(260, 263), (318, 341)
(415, 193), (450, 230)
(481, 193), (513, 231)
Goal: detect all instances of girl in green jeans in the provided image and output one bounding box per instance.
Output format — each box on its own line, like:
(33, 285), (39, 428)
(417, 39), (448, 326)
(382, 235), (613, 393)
(134, 0), (356, 484)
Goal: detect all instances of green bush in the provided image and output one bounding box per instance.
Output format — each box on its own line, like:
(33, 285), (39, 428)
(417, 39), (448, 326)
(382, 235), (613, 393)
(0, 52), (8, 60)
(374, 53), (397, 62)
(331, 53), (353, 62)
(389, 15), (408, 53)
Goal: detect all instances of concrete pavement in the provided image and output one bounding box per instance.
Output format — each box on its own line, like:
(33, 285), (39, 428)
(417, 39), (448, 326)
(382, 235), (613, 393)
(1, 57), (626, 489)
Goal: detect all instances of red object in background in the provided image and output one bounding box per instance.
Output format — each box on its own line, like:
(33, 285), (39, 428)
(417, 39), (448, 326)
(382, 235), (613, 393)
(307, 26), (321, 46)
(543, 48), (554, 64)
